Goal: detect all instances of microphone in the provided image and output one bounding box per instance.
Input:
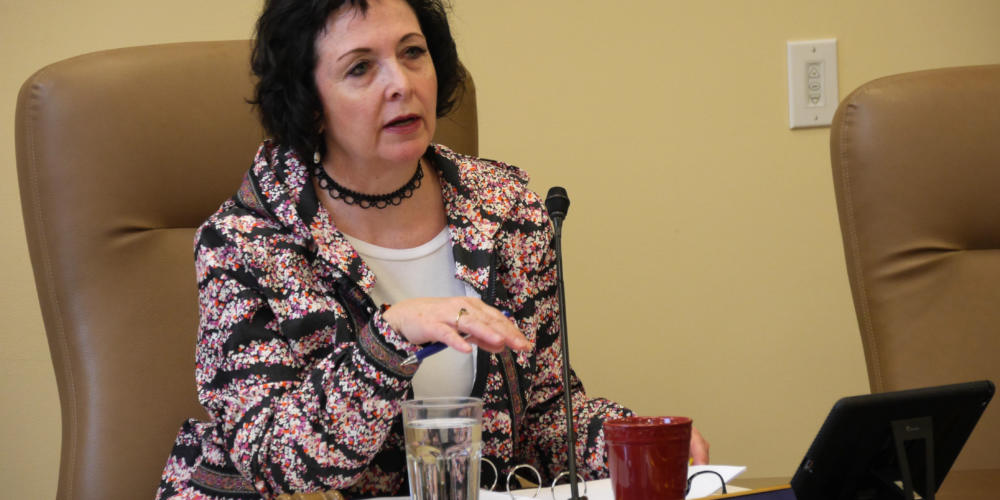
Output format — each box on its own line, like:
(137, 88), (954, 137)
(544, 186), (570, 222)
(545, 186), (582, 500)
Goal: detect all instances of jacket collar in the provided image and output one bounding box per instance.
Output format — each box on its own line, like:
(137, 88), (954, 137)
(240, 141), (530, 294)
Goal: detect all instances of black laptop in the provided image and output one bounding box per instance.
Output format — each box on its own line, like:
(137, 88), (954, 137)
(790, 380), (994, 500)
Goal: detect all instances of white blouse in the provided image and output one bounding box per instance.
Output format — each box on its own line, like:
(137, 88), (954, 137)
(344, 228), (478, 398)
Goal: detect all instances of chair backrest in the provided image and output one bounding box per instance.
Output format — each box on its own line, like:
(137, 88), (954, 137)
(830, 64), (1000, 470)
(15, 40), (477, 500)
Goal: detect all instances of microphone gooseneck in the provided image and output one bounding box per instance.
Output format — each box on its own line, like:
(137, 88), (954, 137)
(545, 186), (581, 500)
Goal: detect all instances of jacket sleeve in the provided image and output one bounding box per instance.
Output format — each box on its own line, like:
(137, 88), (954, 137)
(193, 210), (418, 496)
(511, 202), (634, 482)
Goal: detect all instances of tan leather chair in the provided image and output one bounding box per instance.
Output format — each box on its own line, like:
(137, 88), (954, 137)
(15, 40), (477, 500)
(830, 65), (1000, 474)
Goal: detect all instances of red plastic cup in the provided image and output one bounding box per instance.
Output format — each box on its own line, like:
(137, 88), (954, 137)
(604, 416), (692, 500)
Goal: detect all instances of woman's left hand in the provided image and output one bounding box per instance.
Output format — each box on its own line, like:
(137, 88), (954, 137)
(690, 426), (710, 465)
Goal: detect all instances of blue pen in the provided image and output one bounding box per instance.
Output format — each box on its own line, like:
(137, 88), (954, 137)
(401, 310), (512, 366)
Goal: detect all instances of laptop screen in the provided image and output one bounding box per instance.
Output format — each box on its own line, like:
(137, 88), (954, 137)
(791, 380), (993, 500)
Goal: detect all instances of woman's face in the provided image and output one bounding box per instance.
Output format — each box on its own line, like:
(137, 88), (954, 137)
(314, 0), (437, 169)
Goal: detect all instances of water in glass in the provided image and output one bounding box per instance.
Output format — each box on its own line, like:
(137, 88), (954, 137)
(405, 417), (482, 500)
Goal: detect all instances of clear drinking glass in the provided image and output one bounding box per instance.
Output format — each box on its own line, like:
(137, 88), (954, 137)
(402, 397), (484, 500)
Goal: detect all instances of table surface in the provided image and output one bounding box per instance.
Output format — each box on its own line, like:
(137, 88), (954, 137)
(732, 468), (999, 500)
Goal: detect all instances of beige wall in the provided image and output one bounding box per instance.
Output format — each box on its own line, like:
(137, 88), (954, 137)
(2, 0), (998, 496)
(447, 0), (1000, 478)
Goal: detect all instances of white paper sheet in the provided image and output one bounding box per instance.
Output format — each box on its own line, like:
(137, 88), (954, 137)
(371, 464), (747, 499)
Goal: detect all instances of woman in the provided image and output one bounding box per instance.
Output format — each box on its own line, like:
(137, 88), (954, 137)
(157, 0), (705, 498)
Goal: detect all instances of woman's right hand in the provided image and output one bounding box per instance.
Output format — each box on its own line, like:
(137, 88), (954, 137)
(381, 297), (529, 354)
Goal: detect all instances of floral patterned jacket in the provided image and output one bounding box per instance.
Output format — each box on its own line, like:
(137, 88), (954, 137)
(156, 141), (631, 499)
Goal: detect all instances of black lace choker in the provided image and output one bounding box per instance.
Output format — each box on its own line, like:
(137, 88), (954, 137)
(313, 160), (423, 209)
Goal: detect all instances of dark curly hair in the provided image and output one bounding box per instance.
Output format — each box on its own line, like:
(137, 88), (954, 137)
(250, 0), (466, 160)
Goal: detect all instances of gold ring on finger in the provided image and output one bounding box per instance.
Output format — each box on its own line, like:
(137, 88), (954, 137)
(455, 307), (469, 331)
